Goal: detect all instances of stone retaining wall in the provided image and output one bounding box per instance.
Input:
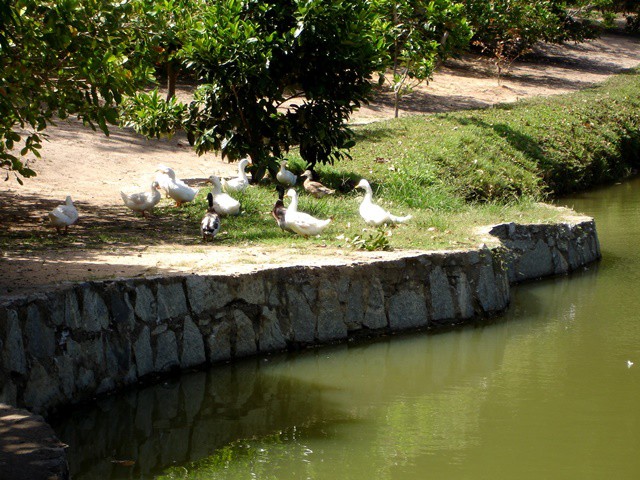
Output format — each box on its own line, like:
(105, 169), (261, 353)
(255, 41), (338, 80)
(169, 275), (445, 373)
(0, 218), (600, 416)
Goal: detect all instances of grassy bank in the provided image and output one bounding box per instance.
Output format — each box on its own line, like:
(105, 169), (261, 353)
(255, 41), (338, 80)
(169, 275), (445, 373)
(4, 68), (639, 254)
(171, 67), (639, 251)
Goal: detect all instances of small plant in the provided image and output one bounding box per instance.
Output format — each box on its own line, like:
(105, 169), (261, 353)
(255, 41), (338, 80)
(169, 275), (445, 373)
(350, 227), (393, 251)
(121, 89), (187, 139)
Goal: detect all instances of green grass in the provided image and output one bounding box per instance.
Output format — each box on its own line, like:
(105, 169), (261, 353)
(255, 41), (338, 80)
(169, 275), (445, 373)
(171, 180), (565, 253)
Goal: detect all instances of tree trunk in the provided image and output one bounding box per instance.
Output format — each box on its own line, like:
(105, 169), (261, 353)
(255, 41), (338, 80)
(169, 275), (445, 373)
(166, 60), (177, 101)
(394, 89), (400, 118)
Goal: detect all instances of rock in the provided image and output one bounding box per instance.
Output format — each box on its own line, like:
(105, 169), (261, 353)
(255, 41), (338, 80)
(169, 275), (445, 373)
(105, 283), (135, 331)
(257, 307), (287, 352)
(0, 403), (70, 480)
(234, 310), (257, 358)
(134, 283), (157, 323)
(516, 238), (554, 281)
(2, 310), (26, 375)
(25, 304), (56, 361)
(206, 321), (232, 363)
(363, 277), (388, 330)
(79, 286), (110, 332)
(180, 316), (205, 368)
(154, 330), (179, 372)
(388, 288), (429, 330)
(23, 362), (62, 414)
(429, 266), (455, 322)
(157, 280), (188, 322)
(316, 285), (347, 342)
(185, 276), (232, 315)
(286, 287), (316, 344)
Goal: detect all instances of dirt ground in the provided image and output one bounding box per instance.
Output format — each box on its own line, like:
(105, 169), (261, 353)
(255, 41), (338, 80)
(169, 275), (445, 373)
(1, 33), (639, 298)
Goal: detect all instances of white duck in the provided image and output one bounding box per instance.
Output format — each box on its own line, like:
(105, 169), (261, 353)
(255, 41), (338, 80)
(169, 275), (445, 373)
(221, 158), (251, 193)
(208, 175), (241, 216)
(276, 161), (297, 187)
(283, 188), (331, 237)
(200, 193), (221, 241)
(355, 179), (412, 226)
(271, 186), (293, 232)
(154, 164), (175, 198)
(120, 181), (161, 217)
(48, 196), (79, 234)
(155, 165), (199, 206)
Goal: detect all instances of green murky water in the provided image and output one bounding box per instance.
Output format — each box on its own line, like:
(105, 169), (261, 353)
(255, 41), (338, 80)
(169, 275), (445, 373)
(52, 178), (640, 479)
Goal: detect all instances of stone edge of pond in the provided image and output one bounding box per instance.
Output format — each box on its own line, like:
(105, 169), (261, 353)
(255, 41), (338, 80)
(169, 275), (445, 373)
(0, 216), (600, 476)
(0, 403), (69, 480)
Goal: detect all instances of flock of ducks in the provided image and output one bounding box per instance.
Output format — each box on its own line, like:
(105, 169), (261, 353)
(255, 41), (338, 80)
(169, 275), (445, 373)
(48, 160), (412, 240)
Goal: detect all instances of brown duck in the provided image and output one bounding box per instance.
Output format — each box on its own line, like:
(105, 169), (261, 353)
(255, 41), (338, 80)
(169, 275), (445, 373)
(300, 170), (335, 198)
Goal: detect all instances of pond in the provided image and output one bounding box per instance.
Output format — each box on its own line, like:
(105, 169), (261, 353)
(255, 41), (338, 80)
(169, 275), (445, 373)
(51, 177), (640, 479)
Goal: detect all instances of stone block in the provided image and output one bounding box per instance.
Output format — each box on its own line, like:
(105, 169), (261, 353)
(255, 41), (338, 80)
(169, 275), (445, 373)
(453, 272), (475, 319)
(516, 239), (554, 281)
(429, 266), (456, 321)
(77, 366), (96, 392)
(2, 310), (27, 375)
(181, 316), (206, 368)
(234, 310), (257, 358)
(206, 321), (232, 363)
(363, 277), (388, 330)
(257, 307), (287, 352)
(55, 355), (76, 399)
(51, 290), (82, 329)
(96, 376), (115, 395)
(105, 336), (132, 377)
(286, 286), (316, 344)
(134, 283), (157, 323)
(80, 286), (110, 332)
(155, 330), (179, 372)
(157, 280), (188, 321)
(106, 283), (135, 331)
(388, 288), (428, 330)
(185, 276), (232, 315)
(316, 285), (347, 342)
(344, 279), (365, 330)
(23, 362), (62, 413)
(552, 249), (569, 275)
(83, 337), (106, 370)
(236, 275), (266, 305)
(25, 304), (56, 361)
(476, 263), (509, 314)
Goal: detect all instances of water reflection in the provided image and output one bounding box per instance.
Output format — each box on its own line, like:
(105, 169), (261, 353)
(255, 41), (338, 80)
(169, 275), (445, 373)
(51, 359), (348, 479)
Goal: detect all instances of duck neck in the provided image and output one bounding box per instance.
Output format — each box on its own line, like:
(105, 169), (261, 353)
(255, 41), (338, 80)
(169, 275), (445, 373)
(211, 178), (222, 194)
(239, 162), (249, 181)
(288, 192), (298, 213)
(362, 185), (373, 204)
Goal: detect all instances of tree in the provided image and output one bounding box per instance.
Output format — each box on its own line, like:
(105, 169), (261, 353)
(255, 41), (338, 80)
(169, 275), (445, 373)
(463, 0), (597, 78)
(371, 0), (472, 118)
(0, 0), (154, 182)
(125, 0), (386, 181)
(133, 0), (204, 100)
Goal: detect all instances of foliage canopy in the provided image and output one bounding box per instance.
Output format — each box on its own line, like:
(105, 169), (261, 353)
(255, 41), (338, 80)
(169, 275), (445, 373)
(0, 0), (154, 182)
(2, 0), (628, 183)
(125, 0), (387, 180)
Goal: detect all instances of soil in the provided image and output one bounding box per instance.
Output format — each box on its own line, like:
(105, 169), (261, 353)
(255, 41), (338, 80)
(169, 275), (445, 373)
(1, 33), (639, 298)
